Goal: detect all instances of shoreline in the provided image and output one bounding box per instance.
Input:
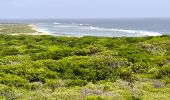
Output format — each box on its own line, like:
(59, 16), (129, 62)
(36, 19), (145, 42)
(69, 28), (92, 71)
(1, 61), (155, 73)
(27, 24), (52, 35)
(27, 24), (162, 37)
(3, 24), (164, 37)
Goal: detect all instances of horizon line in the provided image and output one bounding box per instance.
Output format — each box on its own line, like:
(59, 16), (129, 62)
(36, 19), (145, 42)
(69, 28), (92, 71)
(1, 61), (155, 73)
(0, 17), (170, 20)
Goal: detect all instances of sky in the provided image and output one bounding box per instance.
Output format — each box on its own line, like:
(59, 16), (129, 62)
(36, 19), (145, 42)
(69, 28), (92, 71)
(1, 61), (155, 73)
(0, 0), (170, 19)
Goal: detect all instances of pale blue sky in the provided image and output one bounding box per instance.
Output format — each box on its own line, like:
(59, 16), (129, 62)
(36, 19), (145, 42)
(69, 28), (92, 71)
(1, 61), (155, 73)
(0, 0), (170, 19)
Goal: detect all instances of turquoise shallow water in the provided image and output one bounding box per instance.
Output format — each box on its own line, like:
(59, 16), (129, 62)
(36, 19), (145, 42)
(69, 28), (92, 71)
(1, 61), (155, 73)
(1, 18), (170, 37)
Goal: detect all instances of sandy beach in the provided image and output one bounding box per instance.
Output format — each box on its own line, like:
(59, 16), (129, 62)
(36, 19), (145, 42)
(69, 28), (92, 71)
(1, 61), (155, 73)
(27, 24), (52, 35)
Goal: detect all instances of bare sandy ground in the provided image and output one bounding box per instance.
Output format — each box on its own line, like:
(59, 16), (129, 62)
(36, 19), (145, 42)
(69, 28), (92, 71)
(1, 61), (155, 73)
(9, 32), (51, 36)
(28, 24), (52, 35)
(8, 24), (52, 36)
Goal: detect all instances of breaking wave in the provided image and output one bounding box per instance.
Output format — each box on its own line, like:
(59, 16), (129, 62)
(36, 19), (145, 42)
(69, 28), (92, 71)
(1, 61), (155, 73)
(53, 22), (61, 25)
(88, 26), (161, 36)
(35, 22), (163, 37)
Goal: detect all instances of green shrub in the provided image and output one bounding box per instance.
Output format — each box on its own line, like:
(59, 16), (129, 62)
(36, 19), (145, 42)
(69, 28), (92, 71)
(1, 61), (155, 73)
(0, 33), (170, 99)
(29, 82), (43, 90)
(85, 95), (105, 100)
(65, 79), (88, 87)
(2, 48), (19, 56)
(0, 74), (29, 88)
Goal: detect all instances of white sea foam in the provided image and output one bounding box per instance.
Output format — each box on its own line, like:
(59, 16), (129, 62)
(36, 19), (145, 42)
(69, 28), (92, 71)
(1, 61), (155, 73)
(56, 23), (89, 26)
(108, 28), (161, 36)
(79, 24), (89, 26)
(87, 26), (162, 36)
(35, 27), (52, 34)
(54, 24), (162, 36)
(54, 25), (79, 28)
(68, 23), (89, 26)
(90, 26), (97, 30)
(53, 22), (61, 25)
(35, 22), (163, 37)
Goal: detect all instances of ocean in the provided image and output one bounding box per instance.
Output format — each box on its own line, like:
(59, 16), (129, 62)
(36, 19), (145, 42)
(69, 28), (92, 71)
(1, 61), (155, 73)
(1, 18), (170, 37)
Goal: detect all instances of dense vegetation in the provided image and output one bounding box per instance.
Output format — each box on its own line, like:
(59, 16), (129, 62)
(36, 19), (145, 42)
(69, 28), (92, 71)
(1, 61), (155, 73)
(0, 24), (170, 99)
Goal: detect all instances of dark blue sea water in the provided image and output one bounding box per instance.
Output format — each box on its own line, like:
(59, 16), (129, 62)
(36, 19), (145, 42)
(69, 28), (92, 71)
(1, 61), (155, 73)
(1, 18), (170, 37)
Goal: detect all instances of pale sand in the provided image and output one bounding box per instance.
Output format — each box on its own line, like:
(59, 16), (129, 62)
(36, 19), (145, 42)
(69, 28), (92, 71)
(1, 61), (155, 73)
(28, 24), (52, 35)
